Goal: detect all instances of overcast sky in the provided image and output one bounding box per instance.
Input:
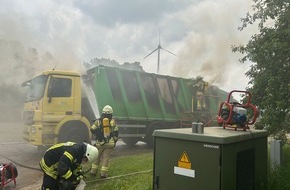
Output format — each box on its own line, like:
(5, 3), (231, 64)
(0, 0), (257, 94)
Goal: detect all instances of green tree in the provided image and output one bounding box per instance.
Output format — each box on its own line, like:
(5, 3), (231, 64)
(232, 0), (290, 144)
(84, 57), (144, 71)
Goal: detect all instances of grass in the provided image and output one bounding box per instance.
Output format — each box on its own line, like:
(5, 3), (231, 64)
(82, 152), (153, 190)
(268, 144), (290, 190)
(80, 144), (290, 190)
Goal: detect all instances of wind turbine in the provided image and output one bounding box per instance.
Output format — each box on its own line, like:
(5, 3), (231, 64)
(143, 31), (176, 74)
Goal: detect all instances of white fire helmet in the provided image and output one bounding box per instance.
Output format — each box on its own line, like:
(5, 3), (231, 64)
(102, 105), (113, 114)
(84, 143), (99, 163)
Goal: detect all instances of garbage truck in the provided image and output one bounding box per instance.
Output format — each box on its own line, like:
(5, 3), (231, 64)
(21, 65), (228, 148)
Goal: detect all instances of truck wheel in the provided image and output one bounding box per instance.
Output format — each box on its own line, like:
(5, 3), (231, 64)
(145, 121), (172, 148)
(145, 135), (154, 149)
(122, 137), (139, 146)
(59, 126), (89, 143)
(145, 122), (161, 148)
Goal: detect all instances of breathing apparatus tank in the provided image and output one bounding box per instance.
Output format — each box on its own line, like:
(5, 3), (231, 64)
(102, 117), (110, 138)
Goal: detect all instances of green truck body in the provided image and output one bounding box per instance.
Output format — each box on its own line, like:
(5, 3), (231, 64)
(22, 65), (229, 148)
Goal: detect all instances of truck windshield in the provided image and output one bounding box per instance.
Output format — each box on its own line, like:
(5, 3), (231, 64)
(22, 75), (48, 102)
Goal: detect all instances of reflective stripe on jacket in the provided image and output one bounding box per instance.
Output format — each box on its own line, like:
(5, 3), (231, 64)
(39, 142), (85, 180)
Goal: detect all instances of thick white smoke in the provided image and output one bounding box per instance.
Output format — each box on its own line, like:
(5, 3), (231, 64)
(0, 0), (257, 121)
(170, 0), (256, 91)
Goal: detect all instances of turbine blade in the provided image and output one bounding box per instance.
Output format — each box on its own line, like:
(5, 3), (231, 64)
(143, 47), (159, 59)
(161, 47), (176, 56)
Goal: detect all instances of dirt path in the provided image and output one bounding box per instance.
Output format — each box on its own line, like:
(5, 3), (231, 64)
(0, 123), (42, 190)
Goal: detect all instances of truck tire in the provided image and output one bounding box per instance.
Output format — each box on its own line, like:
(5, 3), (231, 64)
(145, 121), (178, 148)
(145, 134), (154, 149)
(145, 122), (162, 148)
(122, 137), (139, 146)
(58, 126), (89, 144)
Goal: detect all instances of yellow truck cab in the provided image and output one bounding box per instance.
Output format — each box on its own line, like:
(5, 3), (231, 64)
(22, 70), (91, 148)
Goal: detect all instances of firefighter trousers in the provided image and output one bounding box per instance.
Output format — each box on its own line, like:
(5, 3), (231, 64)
(91, 145), (114, 177)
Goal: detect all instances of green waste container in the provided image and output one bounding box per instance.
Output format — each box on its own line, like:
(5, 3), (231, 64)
(153, 127), (267, 190)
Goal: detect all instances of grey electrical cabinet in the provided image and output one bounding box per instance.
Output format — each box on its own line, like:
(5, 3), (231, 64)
(153, 127), (267, 190)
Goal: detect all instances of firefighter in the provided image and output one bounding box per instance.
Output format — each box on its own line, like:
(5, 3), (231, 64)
(39, 142), (98, 190)
(90, 105), (118, 178)
(190, 76), (208, 110)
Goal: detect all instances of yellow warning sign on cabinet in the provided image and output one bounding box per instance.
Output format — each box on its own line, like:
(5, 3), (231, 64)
(178, 151), (191, 169)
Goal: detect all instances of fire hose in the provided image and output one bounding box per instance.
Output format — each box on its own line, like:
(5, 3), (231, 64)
(0, 151), (152, 184)
(85, 169), (153, 183)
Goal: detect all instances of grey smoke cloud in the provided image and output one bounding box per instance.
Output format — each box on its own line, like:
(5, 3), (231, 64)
(0, 0), (256, 91)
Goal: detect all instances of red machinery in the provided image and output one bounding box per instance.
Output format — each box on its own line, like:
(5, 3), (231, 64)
(0, 163), (18, 188)
(217, 90), (259, 130)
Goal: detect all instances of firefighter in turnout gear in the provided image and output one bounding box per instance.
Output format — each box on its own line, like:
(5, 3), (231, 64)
(40, 142), (98, 190)
(90, 105), (118, 178)
(189, 76), (208, 110)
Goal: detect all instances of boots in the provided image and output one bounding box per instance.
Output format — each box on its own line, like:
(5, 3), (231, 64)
(100, 173), (108, 178)
(90, 163), (99, 176)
